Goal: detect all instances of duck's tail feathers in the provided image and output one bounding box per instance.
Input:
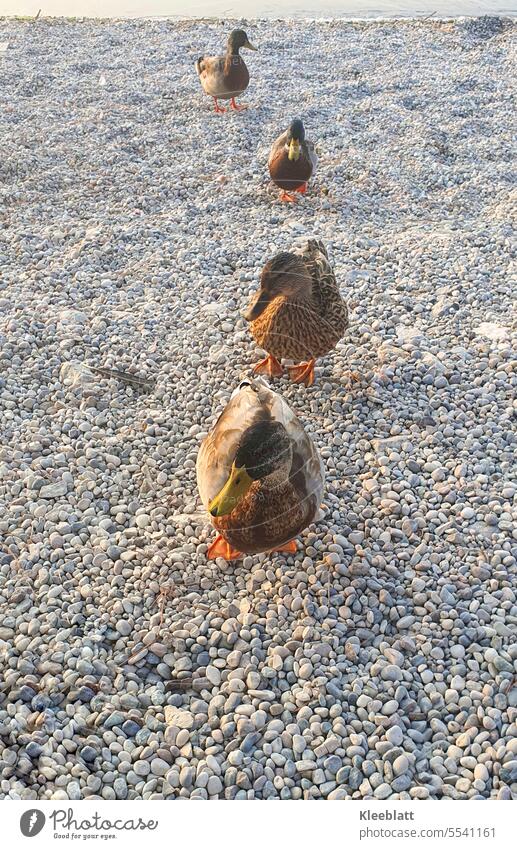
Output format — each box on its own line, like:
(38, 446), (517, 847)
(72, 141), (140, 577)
(306, 239), (328, 259)
(195, 56), (205, 75)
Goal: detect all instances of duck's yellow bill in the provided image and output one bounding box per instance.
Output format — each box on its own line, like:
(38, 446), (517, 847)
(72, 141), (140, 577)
(245, 40), (258, 51)
(288, 139), (301, 161)
(209, 464), (254, 517)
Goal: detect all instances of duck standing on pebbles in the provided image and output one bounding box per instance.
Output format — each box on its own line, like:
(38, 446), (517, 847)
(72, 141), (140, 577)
(195, 29), (257, 114)
(244, 240), (349, 387)
(268, 119), (317, 202)
(197, 377), (324, 560)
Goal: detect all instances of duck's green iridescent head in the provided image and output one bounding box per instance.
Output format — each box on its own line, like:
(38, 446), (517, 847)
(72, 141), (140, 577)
(209, 420), (290, 517)
(287, 119), (305, 161)
(228, 29), (257, 54)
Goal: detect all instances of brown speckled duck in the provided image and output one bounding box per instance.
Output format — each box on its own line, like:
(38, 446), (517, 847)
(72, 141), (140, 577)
(195, 29), (257, 114)
(197, 377), (324, 560)
(268, 119), (317, 202)
(244, 240), (348, 387)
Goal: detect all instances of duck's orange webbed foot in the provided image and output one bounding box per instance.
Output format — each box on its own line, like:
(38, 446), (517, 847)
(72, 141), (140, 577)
(252, 354), (283, 378)
(279, 191), (297, 203)
(287, 358), (316, 387)
(207, 534), (243, 561)
(296, 182), (308, 195)
(213, 98), (226, 114)
(272, 539), (298, 554)
(230, 97), (247, 111)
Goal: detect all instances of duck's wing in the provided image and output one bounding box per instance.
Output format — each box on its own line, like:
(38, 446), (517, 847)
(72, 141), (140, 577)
(305, 138), (318, 173)
(268, 130), (289, 171)
(266, 383), (325, 511)
(299, 240), (348, 329)
(197, 378), (272, 508)
(195, 54), (226, 94)
(195, 54), (223, 76)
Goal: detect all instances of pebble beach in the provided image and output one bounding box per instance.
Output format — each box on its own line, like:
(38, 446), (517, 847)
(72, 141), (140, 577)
(0, 15), (516, 801)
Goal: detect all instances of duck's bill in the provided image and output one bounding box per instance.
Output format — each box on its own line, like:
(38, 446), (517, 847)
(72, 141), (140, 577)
(209, 464), (254, 517)
(245, 40), (258, 50)
(243, 290), (271, 321)
(288, 139), (301, 162)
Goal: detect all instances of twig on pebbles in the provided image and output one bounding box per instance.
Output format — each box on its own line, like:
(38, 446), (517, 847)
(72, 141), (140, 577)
(165, 678), (193, 693)
(89, 366), (155, 390)
(159, 582), (178, 626)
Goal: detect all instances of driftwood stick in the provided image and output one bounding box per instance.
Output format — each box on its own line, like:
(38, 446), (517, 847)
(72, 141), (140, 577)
(90, 366), (155, 390)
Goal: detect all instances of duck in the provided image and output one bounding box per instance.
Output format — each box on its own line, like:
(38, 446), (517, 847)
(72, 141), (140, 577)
(268, 119), (317, 202)
(244, 240), (349, 387)
(197, 377), (324, 560)
(195, 29), (257, 114)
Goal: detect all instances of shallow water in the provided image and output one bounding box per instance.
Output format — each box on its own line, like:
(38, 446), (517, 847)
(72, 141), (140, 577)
(1, 0), (516, 19)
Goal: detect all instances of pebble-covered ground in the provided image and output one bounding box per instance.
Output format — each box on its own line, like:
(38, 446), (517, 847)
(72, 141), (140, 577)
(0, 15), (516, 802)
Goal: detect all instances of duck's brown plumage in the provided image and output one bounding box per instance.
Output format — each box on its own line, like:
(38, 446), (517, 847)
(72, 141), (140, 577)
(196, 54), (250, 99)
(246, 240), (349, 364)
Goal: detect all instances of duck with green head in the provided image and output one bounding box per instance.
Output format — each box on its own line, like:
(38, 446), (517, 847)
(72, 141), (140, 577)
(268, 119), (317, 202)
(195, 29), (258, 114)
(197, 378), (324, 560)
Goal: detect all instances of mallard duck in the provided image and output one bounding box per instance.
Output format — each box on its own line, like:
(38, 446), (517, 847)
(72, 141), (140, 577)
(195, 29), (257, 114)
(197, 377), (324, 560)
(268, 119), (317, 202)
(244, 240), (349, 387)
